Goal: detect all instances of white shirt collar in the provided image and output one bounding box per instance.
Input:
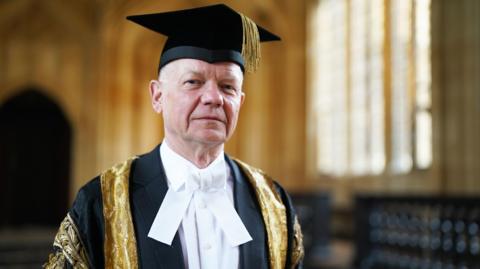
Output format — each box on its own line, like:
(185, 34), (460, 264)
(160, 141), (226, 192)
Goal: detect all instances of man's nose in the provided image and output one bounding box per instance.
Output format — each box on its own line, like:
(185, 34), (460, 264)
(201, 82), (223, 106)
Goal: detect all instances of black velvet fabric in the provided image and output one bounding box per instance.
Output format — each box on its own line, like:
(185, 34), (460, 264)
(69, 177), (104, 268)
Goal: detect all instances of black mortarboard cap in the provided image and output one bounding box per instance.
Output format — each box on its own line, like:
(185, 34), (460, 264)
(126, 4), (281, 73)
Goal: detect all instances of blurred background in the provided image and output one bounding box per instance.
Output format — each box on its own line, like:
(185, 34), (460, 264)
(0, 0), (479, 268)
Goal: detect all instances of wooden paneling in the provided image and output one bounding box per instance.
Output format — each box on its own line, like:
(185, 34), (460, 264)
(439, 0), (480, 194)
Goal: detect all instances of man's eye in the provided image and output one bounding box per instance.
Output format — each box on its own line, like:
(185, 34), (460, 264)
(184, 79), (201, 85)
(221, 84), (236, 93)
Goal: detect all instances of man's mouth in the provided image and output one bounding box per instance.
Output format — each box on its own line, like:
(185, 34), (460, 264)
(194, 116), (225, 123)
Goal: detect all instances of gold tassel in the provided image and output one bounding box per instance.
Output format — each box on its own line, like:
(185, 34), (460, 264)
(240, 13), (261, 72)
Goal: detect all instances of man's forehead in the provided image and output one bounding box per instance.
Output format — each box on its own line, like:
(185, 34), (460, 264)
(163, 59), (243, 78)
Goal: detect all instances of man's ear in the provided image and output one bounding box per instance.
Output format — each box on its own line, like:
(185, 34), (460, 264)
(149, 80), (162, 113)
(240, 91), (245, 107)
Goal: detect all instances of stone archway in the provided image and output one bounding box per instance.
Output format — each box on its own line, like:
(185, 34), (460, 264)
(0, 88), (71, 227)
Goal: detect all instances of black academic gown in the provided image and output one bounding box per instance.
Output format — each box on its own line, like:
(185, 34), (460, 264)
(67, 145), (299, 269)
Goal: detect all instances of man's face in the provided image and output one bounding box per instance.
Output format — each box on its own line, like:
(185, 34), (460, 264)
(150, 59), (245, 148)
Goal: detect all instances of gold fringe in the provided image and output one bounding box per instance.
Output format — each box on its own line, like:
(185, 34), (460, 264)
(240, 13), (261, 72)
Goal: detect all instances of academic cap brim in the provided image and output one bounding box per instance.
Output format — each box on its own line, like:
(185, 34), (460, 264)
(126, 4), (281, 73)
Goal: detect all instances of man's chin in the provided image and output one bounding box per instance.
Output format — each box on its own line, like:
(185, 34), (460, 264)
(191, 132), (228, 145)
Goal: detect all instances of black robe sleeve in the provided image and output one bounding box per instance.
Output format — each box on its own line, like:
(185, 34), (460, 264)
(69, 177), (105, 268)
(43, 177), (106, 269)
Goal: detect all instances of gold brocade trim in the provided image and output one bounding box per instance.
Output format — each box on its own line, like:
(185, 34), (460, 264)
(291, 216), (305, 268)
(43, 252), (66, 268)
(101, 157), (139, 269)
(43, 213), (89, 268)
(234, 159), (288, 269)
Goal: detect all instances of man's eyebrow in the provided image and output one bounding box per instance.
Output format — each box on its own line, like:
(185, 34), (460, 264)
(221, 72), (243, 82)
(181, 70), (203, 77)
(175, 70), (202, 83)
(220, 76), (241, 83)
(218, 68), (242, 78)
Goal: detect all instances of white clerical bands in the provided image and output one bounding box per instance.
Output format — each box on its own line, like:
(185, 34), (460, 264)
(148, 171), (252, 247)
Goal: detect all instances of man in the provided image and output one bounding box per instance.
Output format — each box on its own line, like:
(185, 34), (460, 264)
(44, 4), (303, 269)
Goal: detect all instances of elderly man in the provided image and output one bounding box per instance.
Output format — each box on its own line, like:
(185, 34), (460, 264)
(45, 4), (303, 269)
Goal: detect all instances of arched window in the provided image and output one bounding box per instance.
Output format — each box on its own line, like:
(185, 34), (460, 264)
(309, 0), (432, 177)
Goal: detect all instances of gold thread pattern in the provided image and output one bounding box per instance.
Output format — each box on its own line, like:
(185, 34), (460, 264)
(291, 216), (305, 268)
(234, 159), (288, 269)
(43, 213), (89, 268)
(240, 13), (261, 73)
(43, 252), (66, 269)
(100, 157), (139, 269)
